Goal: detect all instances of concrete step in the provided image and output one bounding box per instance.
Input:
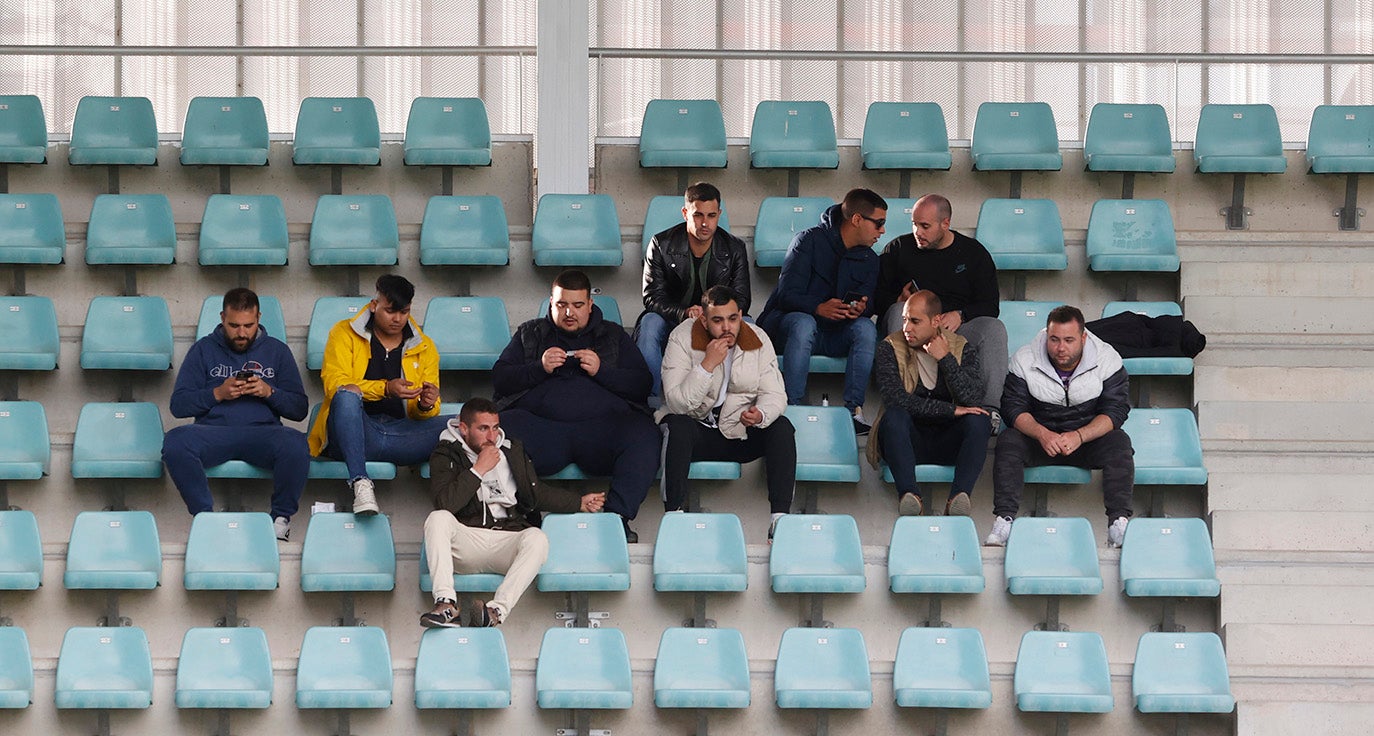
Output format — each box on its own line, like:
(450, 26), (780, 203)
(1218, 562), (1374, 588)
(1237, 701), (1374, 736)
(1220, 583), (1374, 626)
(1197, 344), (1374, 368)
(1224, 622), (1374, 678)
(1183, 295), (1374, 338)
(1195, 366), (1374, 403)
(1199, 400), (1374, 445)
(1211, 510), (1374, 554)
(1207, 471), (1374, 512)
(1182, 260), (1374, 298)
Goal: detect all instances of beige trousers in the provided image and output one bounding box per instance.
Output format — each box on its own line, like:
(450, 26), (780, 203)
(423, 509), (550, 621)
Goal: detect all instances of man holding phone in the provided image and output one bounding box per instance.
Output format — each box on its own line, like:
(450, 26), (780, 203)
(163, 288), (309, 540)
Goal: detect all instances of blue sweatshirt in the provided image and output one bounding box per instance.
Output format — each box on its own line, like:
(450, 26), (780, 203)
(757, 204), (880, 335)
(169, 325), (309, 426)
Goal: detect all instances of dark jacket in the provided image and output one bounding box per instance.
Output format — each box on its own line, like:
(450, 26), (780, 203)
(429, 435), (581, 531)
(875, 231), (1000, 320)
(169, 325), (308, 425)
(757, 204), (880, 335)
(1085, 312), (1206, 359)
(640, 222), (751, 324)
(874, 335), (985, 420)
(1002, 329), (1130, 433)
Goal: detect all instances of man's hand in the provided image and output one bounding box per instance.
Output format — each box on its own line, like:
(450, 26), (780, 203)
(571, 349), (601, 376)
(417, 381), (439, 409)
(238, 374), (273, 399)
(844, 296), (869, 319)
(923, 330), (951, 360)
(941, 310), (964, 332)
(1036, 426), (1063, 457)
(473, 445), (501, 475)
(1055, 429), (1084, 457)
(740, 406), (764, 427)
(541, 347), (568, 374)
(701, 337), (731, 372)
(213, 375), (248, 402)
(816, 299), (851, 321)
(953, 405), (989, 417)
(686, 305), (704, 320)
(386, 377), (420, 399)
(579, 491), (606, 513)
(898, 282), (916, 303)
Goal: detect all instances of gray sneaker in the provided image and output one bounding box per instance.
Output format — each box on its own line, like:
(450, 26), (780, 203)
(898, 493), (924, 516)
(351, 477), (379, 516)
(945, 492), (972, 517)
(273, 516), (290, 541)
(984, 515), (1013, 546)
(1107, 517), (1129, 548)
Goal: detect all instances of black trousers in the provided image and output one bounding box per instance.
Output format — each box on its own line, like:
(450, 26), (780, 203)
(660, 413), (796, 514)
(992, 426), (1134, 521)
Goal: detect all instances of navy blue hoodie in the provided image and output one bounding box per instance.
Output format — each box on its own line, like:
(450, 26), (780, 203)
(169, 325), (309, 426)
(757, 203), (880, 335)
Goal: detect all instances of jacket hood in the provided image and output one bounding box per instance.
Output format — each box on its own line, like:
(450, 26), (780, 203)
(348, 303), (426, 353)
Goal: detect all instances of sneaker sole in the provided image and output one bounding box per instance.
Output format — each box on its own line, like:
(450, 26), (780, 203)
(419, 617), (461, 629)
(947, 492), (972, 517)
(898, 494), (923, 516)
(353, 503), (379, 516)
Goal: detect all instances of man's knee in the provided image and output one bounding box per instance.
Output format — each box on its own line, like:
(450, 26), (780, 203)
(424, 509), (459, 535)
(161, 426), (200, 461)
(662, 413), (697, 437)
(783, 313), (818, 342)
(330, 388), (363, 411)
(519, 528), (550, 563)
(994, 427), (1031, 461)
(850, 317), (877, 345)
(879, 408), (912, 436)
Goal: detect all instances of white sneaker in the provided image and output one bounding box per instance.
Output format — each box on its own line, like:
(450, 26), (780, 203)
(273, 516), (290, 541)
(984, 515), (1013, 546)
(351, 477), (379, 516)
(1107, 517), (1129, 548)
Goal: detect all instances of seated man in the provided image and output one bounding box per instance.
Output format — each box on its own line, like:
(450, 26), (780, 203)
(308, 274), (450, 516)
(163, 288), (309, 540)
(492, 270), (659, 543)
(757, 188), (886, 434)
(870, 291), (992, 517)
(986, 305), (1134, 548)
(636, 182), (751, 398)
(422, 398), (605, 628)
(875, 193), (1008, 426)
(659, 286), (795, 539)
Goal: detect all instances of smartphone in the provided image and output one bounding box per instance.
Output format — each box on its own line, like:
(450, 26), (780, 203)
(907, 279), (919, 292)
(842, 290), (865, 306)
(234, 370), (255, 380)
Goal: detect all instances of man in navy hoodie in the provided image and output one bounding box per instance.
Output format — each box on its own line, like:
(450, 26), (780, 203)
(162, 288), (310, 541)
(492, 270), (658, 543)
(757, 188), (887, 434)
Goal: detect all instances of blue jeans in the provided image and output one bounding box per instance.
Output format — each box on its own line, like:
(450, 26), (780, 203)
(878, 411), (992, 504)
(162, 423), (309, 519)
(321, 389), (453, 482)
(777, 312), (876, 410)
(634, 312), (671, 397)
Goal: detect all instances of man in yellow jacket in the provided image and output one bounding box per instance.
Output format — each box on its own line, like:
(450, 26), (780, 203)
(309, 274), (448, 515)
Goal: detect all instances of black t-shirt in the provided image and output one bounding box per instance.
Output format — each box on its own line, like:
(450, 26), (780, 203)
(688, 250), (708, 309)
(363, 319), (411, 419)
(875, 231), (1000, 320)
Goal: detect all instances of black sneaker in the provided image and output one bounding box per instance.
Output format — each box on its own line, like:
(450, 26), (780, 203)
(420, 599), (461, 628)
(464, 598), (501, 627)
(621, 516), (639, 544)
(852, 414), (872, 436)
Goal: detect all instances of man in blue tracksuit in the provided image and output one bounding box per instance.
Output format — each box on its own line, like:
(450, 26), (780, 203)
(162, 288), (310, 541)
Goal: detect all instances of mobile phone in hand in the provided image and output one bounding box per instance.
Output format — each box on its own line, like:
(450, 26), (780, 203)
(234, 370), (255, 380)
(842, 290), (865, 306)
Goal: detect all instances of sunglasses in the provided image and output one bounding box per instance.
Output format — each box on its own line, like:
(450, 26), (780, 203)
(859, 214), (886, 228)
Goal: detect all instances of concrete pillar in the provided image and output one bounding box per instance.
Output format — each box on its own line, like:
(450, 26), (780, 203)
(537, 0), (590, 197)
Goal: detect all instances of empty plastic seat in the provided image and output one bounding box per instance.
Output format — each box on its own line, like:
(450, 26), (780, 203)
(1099, 301), (1193, 376)
(196, 294), (287, 343)
(971, 102), (1062, 171)
(308, 195), (399, 266)
(749, 101), (839, 169)
(1000, 300), (1065, 356)
(303, 404), (398, 480)
(180, 96), (270, 167)
(70, 402), (164, 478)
(403, 97), (492, 167)
(536, 294), (623, 326)
(786, 405), (862, 483)
(1194, 104), (1285, 174)
(1120, 517), (1220, 598)
(1307, 105), (1374, 173)
(752, 196), (833, 267)
(774, 627), (872, 709)
(295, 626), (393, 709)
(1132, 632), (1234, 714)
(79, 296), (173, 370)
(198, 194), (289, 266)
(530, 194), (623, 267)
(292, 98), (381, 166)
(653, 512), (748, 592)
(641, 194), (731, 253)
(183, 512), (281, 591)
(0, 401), (49, 481)
(887, 515), (985, 594)
(892, 627), (992, 709)
(84, 194), (176, 265)
(770, 514), (864, 594)
(0, 627), (33, 707)
(423, 296), (510, 371)
(654, 627), (751, 709)
(536, 513), (631, 593)
(63, 510), (162, 589)
(419, 195), (510, 265)
(536, 627), (633, 710)
(873, 197), (916, 253)
(68, 96), (158, 166)
(0, 510), (42, 590)
(414, 628), (511, 709)
(0, 95), (48, 164)
(861, 102), (952, 170)
(1123, 408), (1208, 486)
(0, 194), (64, 264)
(299, 512), (396, 592)
(974, 199), (1068, 271)
(639, 99), (728, 169)
(53, 626), (153, 709)
(0, 296), (59, 371)
(1004, 517), (1103, 596)
(306, 297), (369, 370)
(1083, 103), (1176, 173)
(1014, 631), (1113, 713)
(1085, 199), (1180, 272)
(175, 626), (273, 709)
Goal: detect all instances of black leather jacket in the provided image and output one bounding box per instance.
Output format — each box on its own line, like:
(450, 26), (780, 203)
(639, 222), (751, 325)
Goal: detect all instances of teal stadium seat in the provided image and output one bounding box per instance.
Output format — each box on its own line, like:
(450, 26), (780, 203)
(303, 404), (398, 480)
(536, 513), (631, 593)
(63, 510), (161, 589)
(653, 512), (748, 593)
(749, 101), (840, 169)
(753, 196), (833, 267)
(1083, 103), (1176, 173)
(180, 96), (269, 167)
(535, 627), (633, 710)
(0, 401), (50, 480)
(70, 402), (164, 478)
(292, 97), (381, 166)
(535, 294), (623, 326)
(68, 96), (157, 166)
(0, 95), (48, 164)
(419, 195), (510, 266)
(308, 195), (399, 266)
(1004, 517), (1103, 596)
(1194, 104), (1285, 174)
(53, 626), (153, 709)
(531, 193), (624, 267)
(403, 97), (493, 167)
(873, 197), (916, 253)
(1306, 105), (1374, 230)
(1123, 408), (1208, 486)
(974, 198), (1068, 271)
(1000, 300), (1066, 356)
(1132, 632), (1234, 714)
(299, 512), (396, 592)
(639, 99), (728, 169)
(887, 515), (985, 595)
(770, 514), (865, 594)
(1085, 199), (1180, 272)
(198, 194), (289, 266)
(84, 194), (176, 265)
(892, 627), (992, 709)
(0, 296), (59, 370)
(860, 102), (952, 170)
(423, 296), (510, 371)
(1100, 301), (1193, 376)
(0, 510), (43, 590)
(183, 512), (281, 591)
(786, 405), (862, 483)
(774, 627), (872, 709)
(1014, 631), (1113, 713)
(879, 461), (956, 485)
(174, 626), (273, 709)
(0, 627), (33, 707)
(971, 102), (1062, 171)
(654, 627), (751, 709)
(417, 537), (503, 593)
(79, 296), (173, 370)
(306, 297), (368, 370)
(0, 193), (65, 264)
(414, 628), (511, 709)
(196, 294), (287, 343)
(642, 194), (731, 254)
(295, 626), (393, 709)
(1120, 517), (1220, 598)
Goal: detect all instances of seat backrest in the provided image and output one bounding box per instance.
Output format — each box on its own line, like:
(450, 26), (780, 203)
(70, 402), (165, 479)
(652, 512), (748, 592)
(84, 194), (176, 265)
(999, 301), (1065, 358)
(0, 509), (43, 591)
(181, 96), (270, 166)
(0, 401), (50, 480)
(785, 405), (861, 483)
(749, 101), (839, 166)
(80, 296), (174, 370)
(198, 194), (289, 266)
(1085, 199), (1178, 260)
(887, 515), (984, 590)
(535, 627), (632, 695)
(774, 627), (872, 699)
(0, 193), (65, 264)
(54, 626), (153, 709)
(63, 510), (162, 590)
(1124, 407), (1205, 471)
(1196, 104), (1283, 158)
(295, 626), (393, 708)
(1013, 631), (1111, 702)
(641, 195), (732, 253)
(196, 294), (288, 344)
(1132, 632), (1234, 709)
(752, 197), (835, 267)
(531, 193), (622, 253)
(69, 96), (158, 165)
(414, 628), (511, 709)
(174, 626), (274, 708)
(1004, 517), (1101, 582)
(1307, 105), (1374, 166)
(1120, 517), (1218, 587)
(861, 102), (951, 167)
(639, 99), (728, 169)
(0, 626), (34, 707)
(972, 102), (1060, 160)
(184, 512), (281, 591)
(0, 94), (48, 164)
(404, 97), (492, 166)
(654, 627), (751, 703)
(299, 512), (396, 592)
(537, 513), (631, 591)
(306, 297), (370, 370)
(293, 97), (381, 152)
(423, 296), (511, 371)
(1101, 300), (1182, 319)
(769, 514), (865, 591)
(419, 195), (510, 265)
(308, 195), (399, 266)
(974, 198), (1066, 268)
(873, 197), (917, 253)
(1084, 103), (1174, 161)
(0, 296), (59, 371)
(893, 627), (991, 698)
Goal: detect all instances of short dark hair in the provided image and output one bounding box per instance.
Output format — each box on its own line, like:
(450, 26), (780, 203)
(1046, 305), (1086, 330)
(906, 289), (943, 317)
(840, 188), (888, 220)
(459, 397), (498, 424)
(375, 274), (415, 309)
(914, 193), (952, 222)
(685, 182), (721, 205)
(553, 269), (592, 293)
(222, 287), (259, 313)
(701, 285), (740, 309)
